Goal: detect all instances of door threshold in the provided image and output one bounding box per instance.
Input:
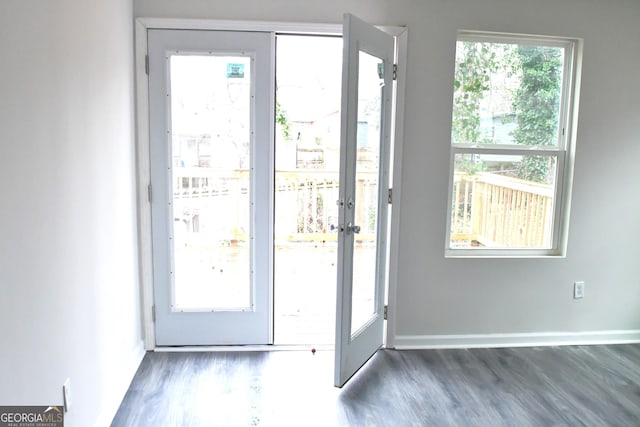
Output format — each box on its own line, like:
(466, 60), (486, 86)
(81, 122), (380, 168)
(154, 344), (335, 352)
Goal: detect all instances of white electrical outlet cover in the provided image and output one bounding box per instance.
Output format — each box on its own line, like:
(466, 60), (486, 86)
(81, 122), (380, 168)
(574, 281), (585, 299)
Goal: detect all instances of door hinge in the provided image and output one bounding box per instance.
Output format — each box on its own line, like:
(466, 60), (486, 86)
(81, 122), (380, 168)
(151, 305), (156, 322)
(145, 55), (149, 75)
(392, 64), (398, 81)
(384, 305), (388, 320)
(147, 183), (152, 203)
(388, 188), (393, 204)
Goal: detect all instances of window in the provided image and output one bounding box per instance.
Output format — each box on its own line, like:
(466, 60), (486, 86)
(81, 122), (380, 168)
(446, 31), (580, 256)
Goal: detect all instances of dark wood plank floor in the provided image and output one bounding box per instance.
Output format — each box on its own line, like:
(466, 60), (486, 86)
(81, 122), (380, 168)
(111, 344), (640, 426)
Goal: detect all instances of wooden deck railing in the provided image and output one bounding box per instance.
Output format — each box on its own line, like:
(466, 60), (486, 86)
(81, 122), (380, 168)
(172, 168), (554, 248)
(172, 168), (378, 242)
(451, 172), (554, 247)
(274, 171), (378, 241)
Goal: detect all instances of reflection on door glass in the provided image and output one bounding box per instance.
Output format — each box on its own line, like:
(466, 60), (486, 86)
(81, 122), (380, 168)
(351, 51), (383, 337)
(169, 55), (252, 311)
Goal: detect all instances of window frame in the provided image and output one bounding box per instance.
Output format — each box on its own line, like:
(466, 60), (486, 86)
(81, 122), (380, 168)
(445, 31), (581, 258)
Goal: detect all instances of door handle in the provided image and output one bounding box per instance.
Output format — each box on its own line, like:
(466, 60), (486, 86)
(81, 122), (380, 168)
(346, 223), (361, 234)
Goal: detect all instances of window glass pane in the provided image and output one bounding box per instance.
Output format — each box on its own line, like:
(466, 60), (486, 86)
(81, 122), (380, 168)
(451, 41), (565, 147)
(450, 153), (557, 249)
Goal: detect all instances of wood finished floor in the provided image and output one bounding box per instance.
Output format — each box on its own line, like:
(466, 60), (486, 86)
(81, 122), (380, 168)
(111, 344), (640, 426)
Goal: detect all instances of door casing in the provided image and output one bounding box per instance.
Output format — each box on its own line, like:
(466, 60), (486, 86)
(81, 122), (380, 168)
(134, 17), (408, 350)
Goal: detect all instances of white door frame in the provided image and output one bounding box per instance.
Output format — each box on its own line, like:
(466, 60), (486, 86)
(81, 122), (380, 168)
(134, 17), (408, 350)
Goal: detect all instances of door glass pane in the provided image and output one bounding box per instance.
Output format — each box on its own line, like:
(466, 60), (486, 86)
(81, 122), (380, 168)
(169, 55), (252, 311)
(351, 51), (383, 336)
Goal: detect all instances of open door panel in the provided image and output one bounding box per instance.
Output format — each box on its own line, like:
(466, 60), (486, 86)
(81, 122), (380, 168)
(334, 14), (395, 387)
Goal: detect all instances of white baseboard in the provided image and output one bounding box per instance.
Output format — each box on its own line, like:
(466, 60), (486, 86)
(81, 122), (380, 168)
(95, 340), (146, 427)
(393, 330), (640, 350)
(154, 344), (333, 352)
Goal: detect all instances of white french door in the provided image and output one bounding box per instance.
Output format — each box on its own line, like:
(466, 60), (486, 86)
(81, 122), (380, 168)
(148, 29), (274, 345)
(334, 14), (395, 387)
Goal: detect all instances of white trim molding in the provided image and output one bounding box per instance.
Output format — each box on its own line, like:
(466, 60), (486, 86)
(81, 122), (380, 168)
(137, 17), (406, 37)
(393, 330), (640, 350)
(384, 27), (408, 350)
(135, 19), (155, 350)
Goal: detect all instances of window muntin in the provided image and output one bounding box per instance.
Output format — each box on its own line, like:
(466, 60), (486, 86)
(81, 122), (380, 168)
(446, 32), (578, 256)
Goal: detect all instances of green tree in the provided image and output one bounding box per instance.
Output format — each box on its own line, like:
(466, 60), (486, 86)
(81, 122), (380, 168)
(276, 100), (292, 141)
(451, 42), (498, 145)
(512, 46), (562, 183)
(451, 42), (562, 182)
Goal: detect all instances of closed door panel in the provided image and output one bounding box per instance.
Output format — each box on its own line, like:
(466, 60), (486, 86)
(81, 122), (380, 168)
(148, 29), (274, 345)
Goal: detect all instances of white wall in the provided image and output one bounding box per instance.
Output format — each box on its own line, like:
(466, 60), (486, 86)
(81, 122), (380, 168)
(135, 0), (640, 346)
(0, 0), (143, 426)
